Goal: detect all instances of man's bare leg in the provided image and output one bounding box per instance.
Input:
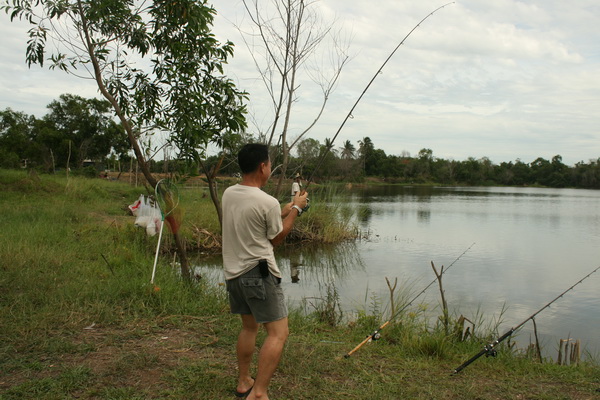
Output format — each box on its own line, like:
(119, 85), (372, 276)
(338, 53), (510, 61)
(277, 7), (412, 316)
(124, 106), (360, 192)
(246, 317), (289, 400)
(236, 314), (258, 395)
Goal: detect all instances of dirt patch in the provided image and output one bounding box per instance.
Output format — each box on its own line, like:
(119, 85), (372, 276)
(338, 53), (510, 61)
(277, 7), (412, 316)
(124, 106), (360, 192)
(1, 320), (233, 396)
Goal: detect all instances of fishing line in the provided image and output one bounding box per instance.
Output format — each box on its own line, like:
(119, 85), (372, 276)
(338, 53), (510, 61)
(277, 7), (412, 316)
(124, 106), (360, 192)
(452, 264), (600, 374)
(303, 2), (455, 191)
(344, 241), (475, 358)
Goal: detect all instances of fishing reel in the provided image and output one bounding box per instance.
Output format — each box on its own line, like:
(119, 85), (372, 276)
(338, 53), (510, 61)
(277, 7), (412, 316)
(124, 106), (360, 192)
(303, 198), (310, 213)
(368, 330), (382, 342)
(484, 344), (498, 358)
(294, 198), (310, 216)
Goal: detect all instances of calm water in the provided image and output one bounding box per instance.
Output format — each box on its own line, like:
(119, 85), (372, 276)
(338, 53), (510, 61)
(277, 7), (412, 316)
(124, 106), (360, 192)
(197, 186), (600, 360)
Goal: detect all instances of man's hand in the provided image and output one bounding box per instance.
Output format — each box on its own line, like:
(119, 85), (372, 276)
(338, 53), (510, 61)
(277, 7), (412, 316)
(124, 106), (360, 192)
(293, 191), (308, 210)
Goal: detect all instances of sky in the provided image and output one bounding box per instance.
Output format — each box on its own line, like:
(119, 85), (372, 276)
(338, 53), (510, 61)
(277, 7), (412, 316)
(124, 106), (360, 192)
(1, 0), (599, 166)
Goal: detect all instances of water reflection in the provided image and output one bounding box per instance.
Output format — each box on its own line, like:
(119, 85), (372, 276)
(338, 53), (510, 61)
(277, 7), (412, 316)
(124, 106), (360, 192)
(193, 241), (364, 294)
(289, 252), (301, 283)
(278, 242), (364, 286)
(357, 205), (373, 224)
(417, 209), (431, 222)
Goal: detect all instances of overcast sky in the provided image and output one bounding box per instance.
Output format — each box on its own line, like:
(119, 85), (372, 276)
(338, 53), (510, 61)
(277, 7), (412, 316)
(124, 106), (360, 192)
(1, 0), (599, 166)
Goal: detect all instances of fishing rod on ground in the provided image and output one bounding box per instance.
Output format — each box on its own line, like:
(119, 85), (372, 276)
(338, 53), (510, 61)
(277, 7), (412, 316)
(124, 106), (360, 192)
(300, 2), (455, 193)
(452, 264), (600, 375)
(344, 242), (476, 358)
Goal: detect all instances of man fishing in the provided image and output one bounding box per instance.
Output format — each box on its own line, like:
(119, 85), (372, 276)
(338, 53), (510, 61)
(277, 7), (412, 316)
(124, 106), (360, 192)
(291, 173), (302, 201)
(222, 143), (309, 399)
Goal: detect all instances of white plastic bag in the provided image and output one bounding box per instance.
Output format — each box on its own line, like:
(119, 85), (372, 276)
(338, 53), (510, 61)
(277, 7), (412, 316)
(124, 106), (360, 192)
(146, 205), (162, 237)
(132, 195), (163, 237)
(134, 196), (152, 229)
(128, 194), (144, 216)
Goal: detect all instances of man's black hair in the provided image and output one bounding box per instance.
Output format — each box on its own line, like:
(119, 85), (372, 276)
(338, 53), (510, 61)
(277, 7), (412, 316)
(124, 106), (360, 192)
(238, 143), (269, 174)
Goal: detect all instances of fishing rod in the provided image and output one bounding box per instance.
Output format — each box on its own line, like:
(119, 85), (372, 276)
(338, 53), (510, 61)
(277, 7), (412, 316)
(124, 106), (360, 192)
(302, 2), (455, 191)
(344, 242), (475, 358)
(452, 264), (600, 375)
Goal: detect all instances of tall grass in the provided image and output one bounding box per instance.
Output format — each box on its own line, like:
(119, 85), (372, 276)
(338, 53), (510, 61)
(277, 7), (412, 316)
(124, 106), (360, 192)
(286, 184), (358, 243)
(0, 172), (227, 357)
(177, 180), (358, 251)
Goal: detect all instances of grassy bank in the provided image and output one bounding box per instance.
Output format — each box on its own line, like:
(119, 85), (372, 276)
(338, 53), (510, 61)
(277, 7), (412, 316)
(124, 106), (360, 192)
(1, 170), (599, 400)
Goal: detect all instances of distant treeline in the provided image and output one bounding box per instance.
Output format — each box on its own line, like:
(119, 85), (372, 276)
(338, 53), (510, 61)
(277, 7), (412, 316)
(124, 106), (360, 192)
(212, 139), (600, 190)
(2, 99), (599, 189)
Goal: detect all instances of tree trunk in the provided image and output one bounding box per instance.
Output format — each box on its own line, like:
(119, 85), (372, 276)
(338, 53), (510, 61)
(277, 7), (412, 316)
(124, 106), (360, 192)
(199, 155), (225, 228)
(77, 1), (190, 281)
(173, 231), (191, 281)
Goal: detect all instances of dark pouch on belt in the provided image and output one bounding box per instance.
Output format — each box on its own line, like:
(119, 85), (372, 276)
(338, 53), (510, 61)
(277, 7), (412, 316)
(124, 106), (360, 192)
(258, 259), (269, 278)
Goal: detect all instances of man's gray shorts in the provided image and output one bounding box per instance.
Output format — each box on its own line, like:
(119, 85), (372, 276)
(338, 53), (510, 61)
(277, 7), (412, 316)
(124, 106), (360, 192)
(226, 266), (288, 324)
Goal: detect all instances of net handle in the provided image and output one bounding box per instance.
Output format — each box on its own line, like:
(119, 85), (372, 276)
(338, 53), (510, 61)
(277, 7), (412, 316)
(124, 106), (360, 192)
(155, 179), (180, 219)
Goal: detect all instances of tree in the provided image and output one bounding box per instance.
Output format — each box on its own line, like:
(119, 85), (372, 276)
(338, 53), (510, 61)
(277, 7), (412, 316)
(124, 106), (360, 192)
(549, 154), (568, 187)
(358, 137), (374, 176)
(43, 94), (127, 168)
(239, 0), (349, 195)
(417, 148), (434, 178)
(340, 140), (355, 160)
(295, 137), (320, 178)
(0, 108), (35, 168)
(530, 157), (553, 186)
(4, 0), (248, 281)
(339, 139), (357, 179)
(368, 148), (387, 176)
(512, 159), (531, 186)
(316, 138), (337, 179)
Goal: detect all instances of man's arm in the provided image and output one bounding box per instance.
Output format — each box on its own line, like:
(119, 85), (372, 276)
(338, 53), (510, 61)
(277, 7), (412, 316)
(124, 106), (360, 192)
(281, 201), (294, 218)
(270, 191), (308, 247)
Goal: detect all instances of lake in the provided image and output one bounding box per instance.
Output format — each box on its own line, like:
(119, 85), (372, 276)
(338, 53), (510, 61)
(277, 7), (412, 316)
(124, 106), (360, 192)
(196, 185), (600, 361)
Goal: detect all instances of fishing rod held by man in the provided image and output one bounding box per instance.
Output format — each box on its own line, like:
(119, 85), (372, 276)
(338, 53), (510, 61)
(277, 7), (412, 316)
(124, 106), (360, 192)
(303, 2), (455, 191)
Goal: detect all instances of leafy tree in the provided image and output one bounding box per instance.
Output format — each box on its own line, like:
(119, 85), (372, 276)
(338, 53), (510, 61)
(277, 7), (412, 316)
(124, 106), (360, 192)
(431, 158), (454, 183)
(512, 159), (531, 185)
(358, 137), (374, 175)
(340, 140), (355, 160)
(416, 148), (434, 179)
(368, 148), (387, 176)
(548, 155), (568, 187)
(379, 154), (402, 179)
(530, 157), (553, 186)
(0, 108), (35, 168)
(339, 140), (357, 179)
(43, 94), (127, 168)
(296, 138), (321, 160)
(496, 161), (515, 185)
(4, 0), (248, 280)
(572, 158), (600, 189)
(295, 138), (320, 179)
(316, 138), (338, 180)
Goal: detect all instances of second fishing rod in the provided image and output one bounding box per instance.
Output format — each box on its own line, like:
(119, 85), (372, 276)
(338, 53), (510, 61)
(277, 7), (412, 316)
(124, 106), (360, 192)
(452, 264), (600, 374)
(344, 242), (476, 358)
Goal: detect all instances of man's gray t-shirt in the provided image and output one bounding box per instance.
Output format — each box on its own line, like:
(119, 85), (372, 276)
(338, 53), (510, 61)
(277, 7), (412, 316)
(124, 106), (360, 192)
(222, 184), (283, 280)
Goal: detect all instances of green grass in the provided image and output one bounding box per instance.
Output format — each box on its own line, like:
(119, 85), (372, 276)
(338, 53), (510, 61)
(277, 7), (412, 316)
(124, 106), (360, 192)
(1, 169), (599, 400)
